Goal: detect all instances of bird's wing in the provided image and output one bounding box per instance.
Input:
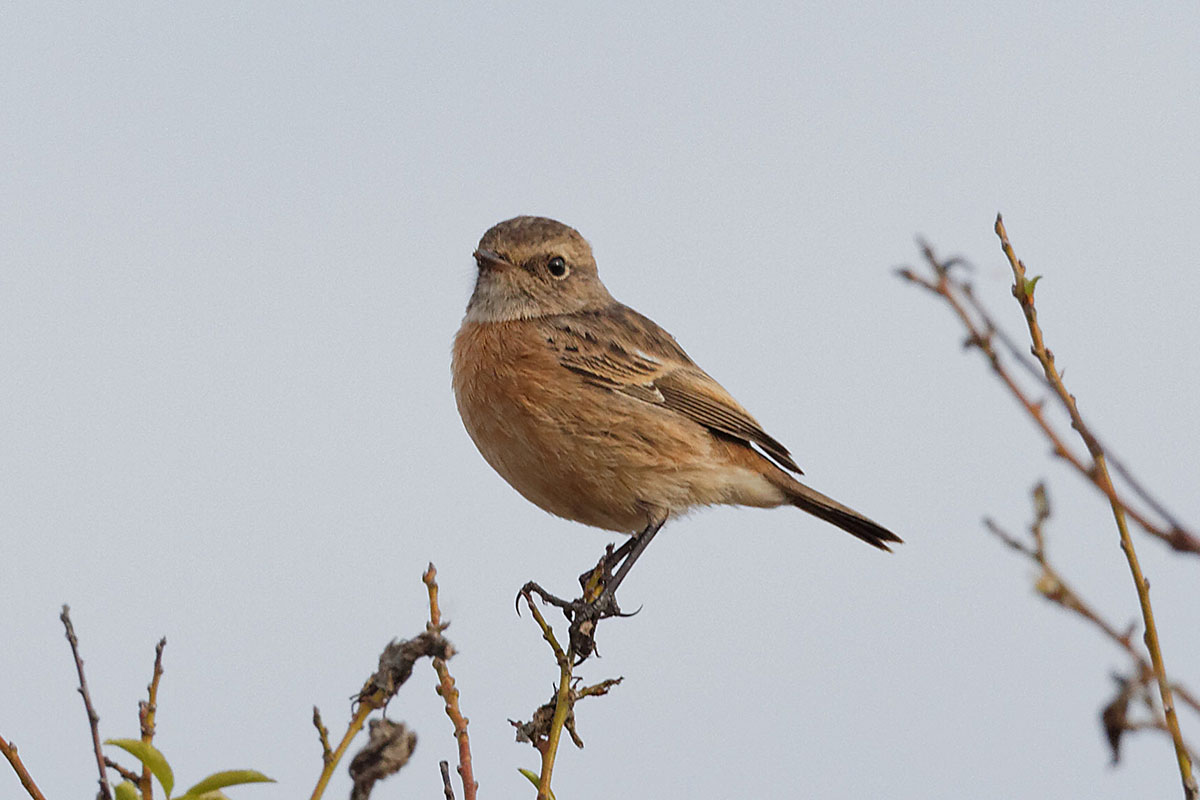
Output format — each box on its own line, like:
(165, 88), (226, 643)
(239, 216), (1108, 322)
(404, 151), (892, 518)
(543, 304), (802, 474)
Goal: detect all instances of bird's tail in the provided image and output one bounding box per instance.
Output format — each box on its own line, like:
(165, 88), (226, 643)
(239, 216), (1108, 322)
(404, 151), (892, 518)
(784, 481), (902, 552)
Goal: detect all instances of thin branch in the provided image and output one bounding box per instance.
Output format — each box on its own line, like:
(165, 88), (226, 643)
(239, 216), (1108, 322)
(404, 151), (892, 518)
(899, 242), (1200, 556)
(1105, 453), (1194, 547)
(984, 501), (1198, 719)
(994, 214), (1195, 799)
(1179, 686), (1200, 724)
(439, 760), (456, 800)
(138, 637), (166, 800)
(965, 288), (1198, 539)
(312, 706), (333, 768)
(423, 564), (477, 800)
(542, 665), (573, 800)
(60, 605), (113, 800)
(1124, 720), (1200, 766)
(104, 757), (142, 784)
(904, 222), (1197, 797)
(310, 701), (375, 800)
(970, 261), (1197, 549)
(900, 255), (1112, 486)
(0, 734), (49, 800)
(519, 585), (576, 800)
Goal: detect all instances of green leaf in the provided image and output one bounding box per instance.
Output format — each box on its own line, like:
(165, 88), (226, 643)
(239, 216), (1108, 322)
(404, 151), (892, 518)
(114, 781), (142, 800)
(105, 739), (175, 797)
(1024, 274), (1042, 296)
(517, 768), (555, 800)
(178, 770), (275, 798)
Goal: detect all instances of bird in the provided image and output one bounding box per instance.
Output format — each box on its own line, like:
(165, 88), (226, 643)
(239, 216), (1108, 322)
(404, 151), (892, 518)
(452, 216), (901, 599)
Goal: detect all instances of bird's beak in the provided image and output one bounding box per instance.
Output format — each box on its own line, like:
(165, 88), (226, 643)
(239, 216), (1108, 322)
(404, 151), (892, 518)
(473, 248), (512, 272)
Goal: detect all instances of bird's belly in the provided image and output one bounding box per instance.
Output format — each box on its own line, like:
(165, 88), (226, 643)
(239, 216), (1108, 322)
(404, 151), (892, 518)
(452, 321), (785, 532)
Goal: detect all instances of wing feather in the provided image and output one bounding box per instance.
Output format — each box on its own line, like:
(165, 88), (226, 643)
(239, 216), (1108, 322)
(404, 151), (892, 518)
(544, 304), (802, 474)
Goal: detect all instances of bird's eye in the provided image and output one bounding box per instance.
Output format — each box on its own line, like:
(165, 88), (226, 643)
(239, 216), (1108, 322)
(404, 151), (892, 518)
(547, 256), (569, 279)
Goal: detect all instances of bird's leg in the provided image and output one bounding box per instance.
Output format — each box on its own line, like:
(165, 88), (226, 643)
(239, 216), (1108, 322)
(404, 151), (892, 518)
(522, 515), (668, 663)
(597, 516), (665, 603)
(577, 537), (634, 600)
(609, 533), (639, 561)
(562, 516), (666, 661)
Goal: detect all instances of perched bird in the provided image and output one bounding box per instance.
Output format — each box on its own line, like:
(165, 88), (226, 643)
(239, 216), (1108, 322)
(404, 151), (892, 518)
(452, 216), (900, 588)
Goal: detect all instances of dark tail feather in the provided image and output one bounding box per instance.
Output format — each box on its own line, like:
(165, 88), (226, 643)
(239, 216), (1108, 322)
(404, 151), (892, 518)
(786, 482), (903, 552)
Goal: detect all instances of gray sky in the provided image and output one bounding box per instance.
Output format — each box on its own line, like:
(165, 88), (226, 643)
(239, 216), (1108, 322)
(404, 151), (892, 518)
(4, 3), (1199, 799)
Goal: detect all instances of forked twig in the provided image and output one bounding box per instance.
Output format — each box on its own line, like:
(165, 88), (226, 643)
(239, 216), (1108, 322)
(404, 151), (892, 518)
(994, 215), (1195, 798)
(519, 585), (576, 800)
(985, 486), (1199, 720)
(900, 217), (1197, 798)
(898, 237), (1199, 556)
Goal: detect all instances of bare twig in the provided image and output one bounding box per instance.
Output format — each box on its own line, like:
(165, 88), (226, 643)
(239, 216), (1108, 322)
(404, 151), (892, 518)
(137, 637), (166, 800)
(510, 577), (625, 798)
(423, 564), (477, 800)
(989, 495), (1200, 769)
(104, 757), (142, 784)
(1106, 453), (1194, 547)
(60, 605), (113, 800)
(0, 734), (49, 800)
(967, 294), (1199, 539)
(519, 585), (576, 800)
(898, 240), (1200, 556)
(993, 215), (1195, 799)
(310, 704), (373, 800)
(439, 760), (456, 800)
(902, 220), (1197, 798)
(312, 706), (333, 768)
(984, 489), (1200, 722)
(1123, 720), (1200, 767)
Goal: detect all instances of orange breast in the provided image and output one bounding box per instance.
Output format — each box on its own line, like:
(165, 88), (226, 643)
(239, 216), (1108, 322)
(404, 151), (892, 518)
(452, 320), (657, 532)
(451, 320), (783, 532)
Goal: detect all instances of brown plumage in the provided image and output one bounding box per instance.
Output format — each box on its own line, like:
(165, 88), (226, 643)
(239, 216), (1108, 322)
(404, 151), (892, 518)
(452, 215), (901, 551)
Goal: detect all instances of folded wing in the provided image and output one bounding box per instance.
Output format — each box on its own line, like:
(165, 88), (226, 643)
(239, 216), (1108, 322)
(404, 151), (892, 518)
(546, 304), (803, 474)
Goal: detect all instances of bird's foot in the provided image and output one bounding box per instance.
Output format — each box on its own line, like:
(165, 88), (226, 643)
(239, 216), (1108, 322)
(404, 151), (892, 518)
(519, 527), (659, 663)
(518, 573), (635, 664)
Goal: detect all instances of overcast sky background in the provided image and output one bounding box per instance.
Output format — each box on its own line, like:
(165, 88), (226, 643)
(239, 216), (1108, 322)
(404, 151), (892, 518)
(4, 4), (1200, 799)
